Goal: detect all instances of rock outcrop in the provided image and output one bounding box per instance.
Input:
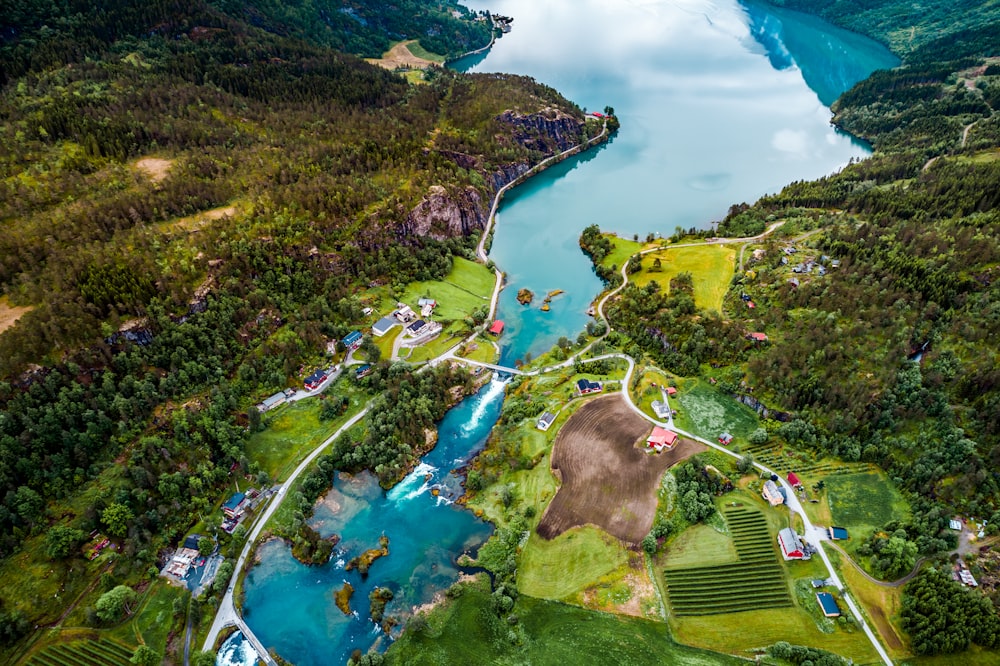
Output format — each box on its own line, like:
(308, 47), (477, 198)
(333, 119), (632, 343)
(401, 108), (587, 241)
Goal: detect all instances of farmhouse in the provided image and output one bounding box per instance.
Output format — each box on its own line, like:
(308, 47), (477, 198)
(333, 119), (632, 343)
(576, 378), (603, 395)
(222, 492), (246, 519)
(651, 399), (670, 419)
(304, 369), (328, 390)
(816, 592), (841, 617)
(418, 297), (437, 317)
(646, 426), (678, 452)
(536, 412), (556, 431)
(762, 479), (784, 506)
(165, 547), (200, 579)
(718, 432), (734, 445)
(488, 320), (505, 337)
(777, 527), (811, 560)
(394, 304), (416, 323)
(342, 330), (363, 350)
(372, 316), (398, 337)
(407, 319), (427, 336)
(256, 389), (294, 413)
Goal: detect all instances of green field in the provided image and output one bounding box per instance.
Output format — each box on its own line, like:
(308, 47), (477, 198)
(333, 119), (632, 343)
(602, 235), (646, 270)
(632, 245), (736, 313)
(245, 384), (368, 480)
(673, 380), (759, 445)
(399, 257), (494, 321)
(405, 40), (447, 63)
(519, 527), (627, 601)
(386, 578), (744, 666)
(825, 472), (910, 540)
(660, 523), (737, 569)
(663, 508), (792, 616)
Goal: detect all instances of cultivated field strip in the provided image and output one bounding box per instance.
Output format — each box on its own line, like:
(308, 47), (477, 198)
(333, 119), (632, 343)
(28, 639), (133, 666)
(663, 508), (792, 616)
(741, 441), (877, 476)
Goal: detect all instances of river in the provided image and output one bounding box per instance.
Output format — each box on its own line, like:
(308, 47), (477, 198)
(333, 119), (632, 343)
(225, 1), (896, 663)
(226, 377), (505, 666)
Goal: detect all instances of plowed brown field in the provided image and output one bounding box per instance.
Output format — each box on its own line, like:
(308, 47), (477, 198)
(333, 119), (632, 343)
(537, 394), (705, 546)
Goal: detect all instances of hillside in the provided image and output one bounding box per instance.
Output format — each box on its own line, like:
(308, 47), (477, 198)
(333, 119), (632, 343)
(0, 1), (603, 661)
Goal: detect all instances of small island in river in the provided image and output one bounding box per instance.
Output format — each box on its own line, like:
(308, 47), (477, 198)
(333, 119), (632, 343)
(345, 534), (390, 576)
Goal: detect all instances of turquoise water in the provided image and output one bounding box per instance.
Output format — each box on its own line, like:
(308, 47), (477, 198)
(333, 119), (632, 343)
(239, 378), (505, 666)
(229, 2), (898, 663)
(456, 0), (898, 364)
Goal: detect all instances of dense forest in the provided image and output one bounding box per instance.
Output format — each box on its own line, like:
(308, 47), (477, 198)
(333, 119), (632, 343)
(0, 0), (597, 657)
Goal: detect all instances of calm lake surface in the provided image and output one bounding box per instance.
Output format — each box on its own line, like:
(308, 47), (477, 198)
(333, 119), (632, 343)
(230, 1), (896, 663)
(457, 0), (897, 364)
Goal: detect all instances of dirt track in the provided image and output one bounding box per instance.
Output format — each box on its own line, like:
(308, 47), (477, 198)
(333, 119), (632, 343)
(537, 394), (705, 546)
(366, 41), (438, 70)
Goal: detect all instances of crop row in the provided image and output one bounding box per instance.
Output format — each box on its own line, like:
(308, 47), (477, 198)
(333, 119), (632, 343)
(29, 640), (131, 666)
(672, 596), (791, 616)
(664, 562), (779, 579)
(666, 577), (786, 593)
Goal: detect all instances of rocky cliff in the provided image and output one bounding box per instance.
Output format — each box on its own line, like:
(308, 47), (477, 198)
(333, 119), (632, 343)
(400, 108), (587, 240)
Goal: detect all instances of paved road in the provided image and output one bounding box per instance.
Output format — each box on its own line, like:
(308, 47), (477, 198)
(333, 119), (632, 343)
(204, 132), (889, 665)
(202, 408), (370, 660)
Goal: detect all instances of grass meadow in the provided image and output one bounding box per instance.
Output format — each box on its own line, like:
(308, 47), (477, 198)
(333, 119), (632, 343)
(673, 380), (759, 445)
(825, 472), (910, 551)
(386, 576), (744, 666)
(632, 245), (736, 313)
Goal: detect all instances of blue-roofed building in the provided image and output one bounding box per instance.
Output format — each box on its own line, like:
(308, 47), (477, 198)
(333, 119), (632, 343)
(304, 369), (328, 390)
(222, 492), (246, 518)
(829, 526), (849, 540)
(576, 378), (602, 395)
(343, 330), (363, 350)
(816, 592), (841, 617)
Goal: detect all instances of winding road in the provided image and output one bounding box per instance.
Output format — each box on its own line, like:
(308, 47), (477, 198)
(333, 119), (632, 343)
(202, 125), (893, 666)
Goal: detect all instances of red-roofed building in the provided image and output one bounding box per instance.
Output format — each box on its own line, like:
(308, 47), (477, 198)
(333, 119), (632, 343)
(788, 472), (802, 488)
(647, 426), (678, 452)
(748, 332), (768, 342)
(666, 386), (677, 396)
(488, 320), (505, 337)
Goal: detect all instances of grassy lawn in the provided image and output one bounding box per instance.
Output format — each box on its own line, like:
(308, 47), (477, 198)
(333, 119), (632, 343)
(387, 578), (744, 666)
(108, 579), (185, 649)
(825, 472), (910, 548)
(456, 336), (498, 364)
(400, 257), (494, 321)
(659, 523), (737, 569)
(406, 40), (447, 63)
(375, 327), (400, 360)
(602, 235), (646, 270)
(671, 608), (878, 663)
(630, 367), (673, 421)
(245, 382), (369, 481)
(672, 379), (759, 445)
(404, 321), (468, 363)
(632, 245), (736, 313)
(518, 527), (627, 601)
(905, 648), (1000, 666)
